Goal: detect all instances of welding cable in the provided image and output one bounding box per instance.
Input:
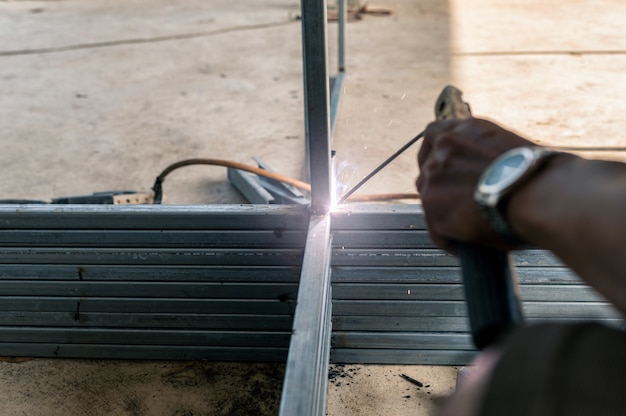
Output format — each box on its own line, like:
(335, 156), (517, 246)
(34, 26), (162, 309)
(152, 158), (421, 204)
(152, 158), (311, 204)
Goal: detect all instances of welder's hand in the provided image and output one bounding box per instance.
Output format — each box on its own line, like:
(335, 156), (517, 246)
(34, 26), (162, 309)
(416, 118), (534, 253)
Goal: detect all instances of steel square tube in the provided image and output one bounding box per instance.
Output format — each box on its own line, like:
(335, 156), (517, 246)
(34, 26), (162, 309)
(0, 204), (308, 230)
(280, 0), (336, 409)
(331, 315), (626, 333)
(0, 281), (299, 299)
(337, 0), (346, 72)
(300, 0), (332, 214)
(226, 167), (275, 204)
(331, 204), (428, 230)
(0, 312), (293, 330)
(329, 72), (345, 135)
(331, 283), (606, 302)
(330, 0), (345, 135)
(0, 247), (304, 266)
(279, 215), (332, 416)
(330, 266), (582, 284)
(332, 316), (471, 333)
(331, 300), (621, 320)
(0, 203), (620, 372)
(0, 229), (307, 248)
(331, 349), (477, 366)
(332, 332), (474, 351)
(0, 327), (292, 347)
(0, 264), (301, 282)
(0, 297), (296, 315)
(0, 344), (288, 361)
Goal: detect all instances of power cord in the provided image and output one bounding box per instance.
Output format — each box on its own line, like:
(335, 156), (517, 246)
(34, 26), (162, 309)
(151, 158), (420, 204)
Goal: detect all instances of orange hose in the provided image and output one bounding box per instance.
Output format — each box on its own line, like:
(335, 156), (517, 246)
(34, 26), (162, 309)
(155, 158), (420, 203)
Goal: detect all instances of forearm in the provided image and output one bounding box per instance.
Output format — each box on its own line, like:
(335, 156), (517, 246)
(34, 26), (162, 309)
(508, 153), (626, 314)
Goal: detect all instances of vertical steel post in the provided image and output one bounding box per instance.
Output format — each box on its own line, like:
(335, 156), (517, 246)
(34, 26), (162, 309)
(337, 0), (346, 72)
(329, 0), (346, 135)
(301, 0), (333, 214)
(279, 2), (334, 415)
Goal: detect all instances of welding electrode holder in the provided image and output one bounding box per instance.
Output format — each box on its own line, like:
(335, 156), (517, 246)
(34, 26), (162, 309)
(434, 86), (525, 350)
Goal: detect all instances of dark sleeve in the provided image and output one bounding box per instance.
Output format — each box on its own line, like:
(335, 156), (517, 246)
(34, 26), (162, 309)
(479, 322), (626, 416)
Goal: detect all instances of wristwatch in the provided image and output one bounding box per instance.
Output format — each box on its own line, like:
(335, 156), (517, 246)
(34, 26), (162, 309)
(474, 146), (559, 245)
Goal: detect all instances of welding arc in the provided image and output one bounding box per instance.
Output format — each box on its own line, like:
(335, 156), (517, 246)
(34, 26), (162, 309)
(335, 130), (425, 205)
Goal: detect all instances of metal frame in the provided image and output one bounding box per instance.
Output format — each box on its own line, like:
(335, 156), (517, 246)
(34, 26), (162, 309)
(0, 206), (618, 416)
(0, 2), (620, 416)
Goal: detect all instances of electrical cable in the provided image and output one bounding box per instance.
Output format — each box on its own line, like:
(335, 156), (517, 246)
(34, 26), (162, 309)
(152, 158), (420, 204)
(152, 158), (311, 204)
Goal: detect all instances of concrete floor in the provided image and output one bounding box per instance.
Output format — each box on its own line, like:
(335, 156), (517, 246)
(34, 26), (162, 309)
(1, 0), (626, 415)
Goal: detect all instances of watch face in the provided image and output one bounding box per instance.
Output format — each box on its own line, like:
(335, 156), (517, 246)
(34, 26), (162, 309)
(475, 146), (556, 232)
(478, 147), (537, 198)
(483, 153), (527, 186)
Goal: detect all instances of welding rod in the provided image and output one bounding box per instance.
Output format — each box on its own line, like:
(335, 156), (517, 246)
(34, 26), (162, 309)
(335, 130), (425, 205)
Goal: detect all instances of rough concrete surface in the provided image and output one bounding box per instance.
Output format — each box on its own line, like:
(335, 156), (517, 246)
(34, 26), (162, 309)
(0, 359), (285, 416)
(1, 0), (626, 415)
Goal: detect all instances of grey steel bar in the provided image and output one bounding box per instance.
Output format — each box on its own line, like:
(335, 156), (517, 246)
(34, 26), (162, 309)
(0, 229), (306, 248)
(0, 264), (301, 282)
(279, 215), (332, 416)
(301, 0), (332, 214)
(0, 327), (292, 347)
(329, 72), (345, 135)
(331, 266), (581, 284)
(0, 297), (294, 315)
(0, 281), (299, 299)
(254, 158), (309, 205)
(0, 204), (309, 230)
(227, 167), (275, 204)
(333, 332), (474, 350)
(0, 247), (303, 266)
(0, 344), (288, 362)
(0, 203), (620, 366)
(285, 5), (336, 410)
(331, 300), (621, 319)
(331, 203), (428, 229)
(337, 0), (346, 72)
(0, 312), (294, 330)
(331, 349), (477, 366)
(331, 283), (606, 302)
(329, 0), (346, 135)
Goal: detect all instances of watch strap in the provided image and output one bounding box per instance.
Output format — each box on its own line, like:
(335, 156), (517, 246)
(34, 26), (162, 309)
(477, 200), (529, 247)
